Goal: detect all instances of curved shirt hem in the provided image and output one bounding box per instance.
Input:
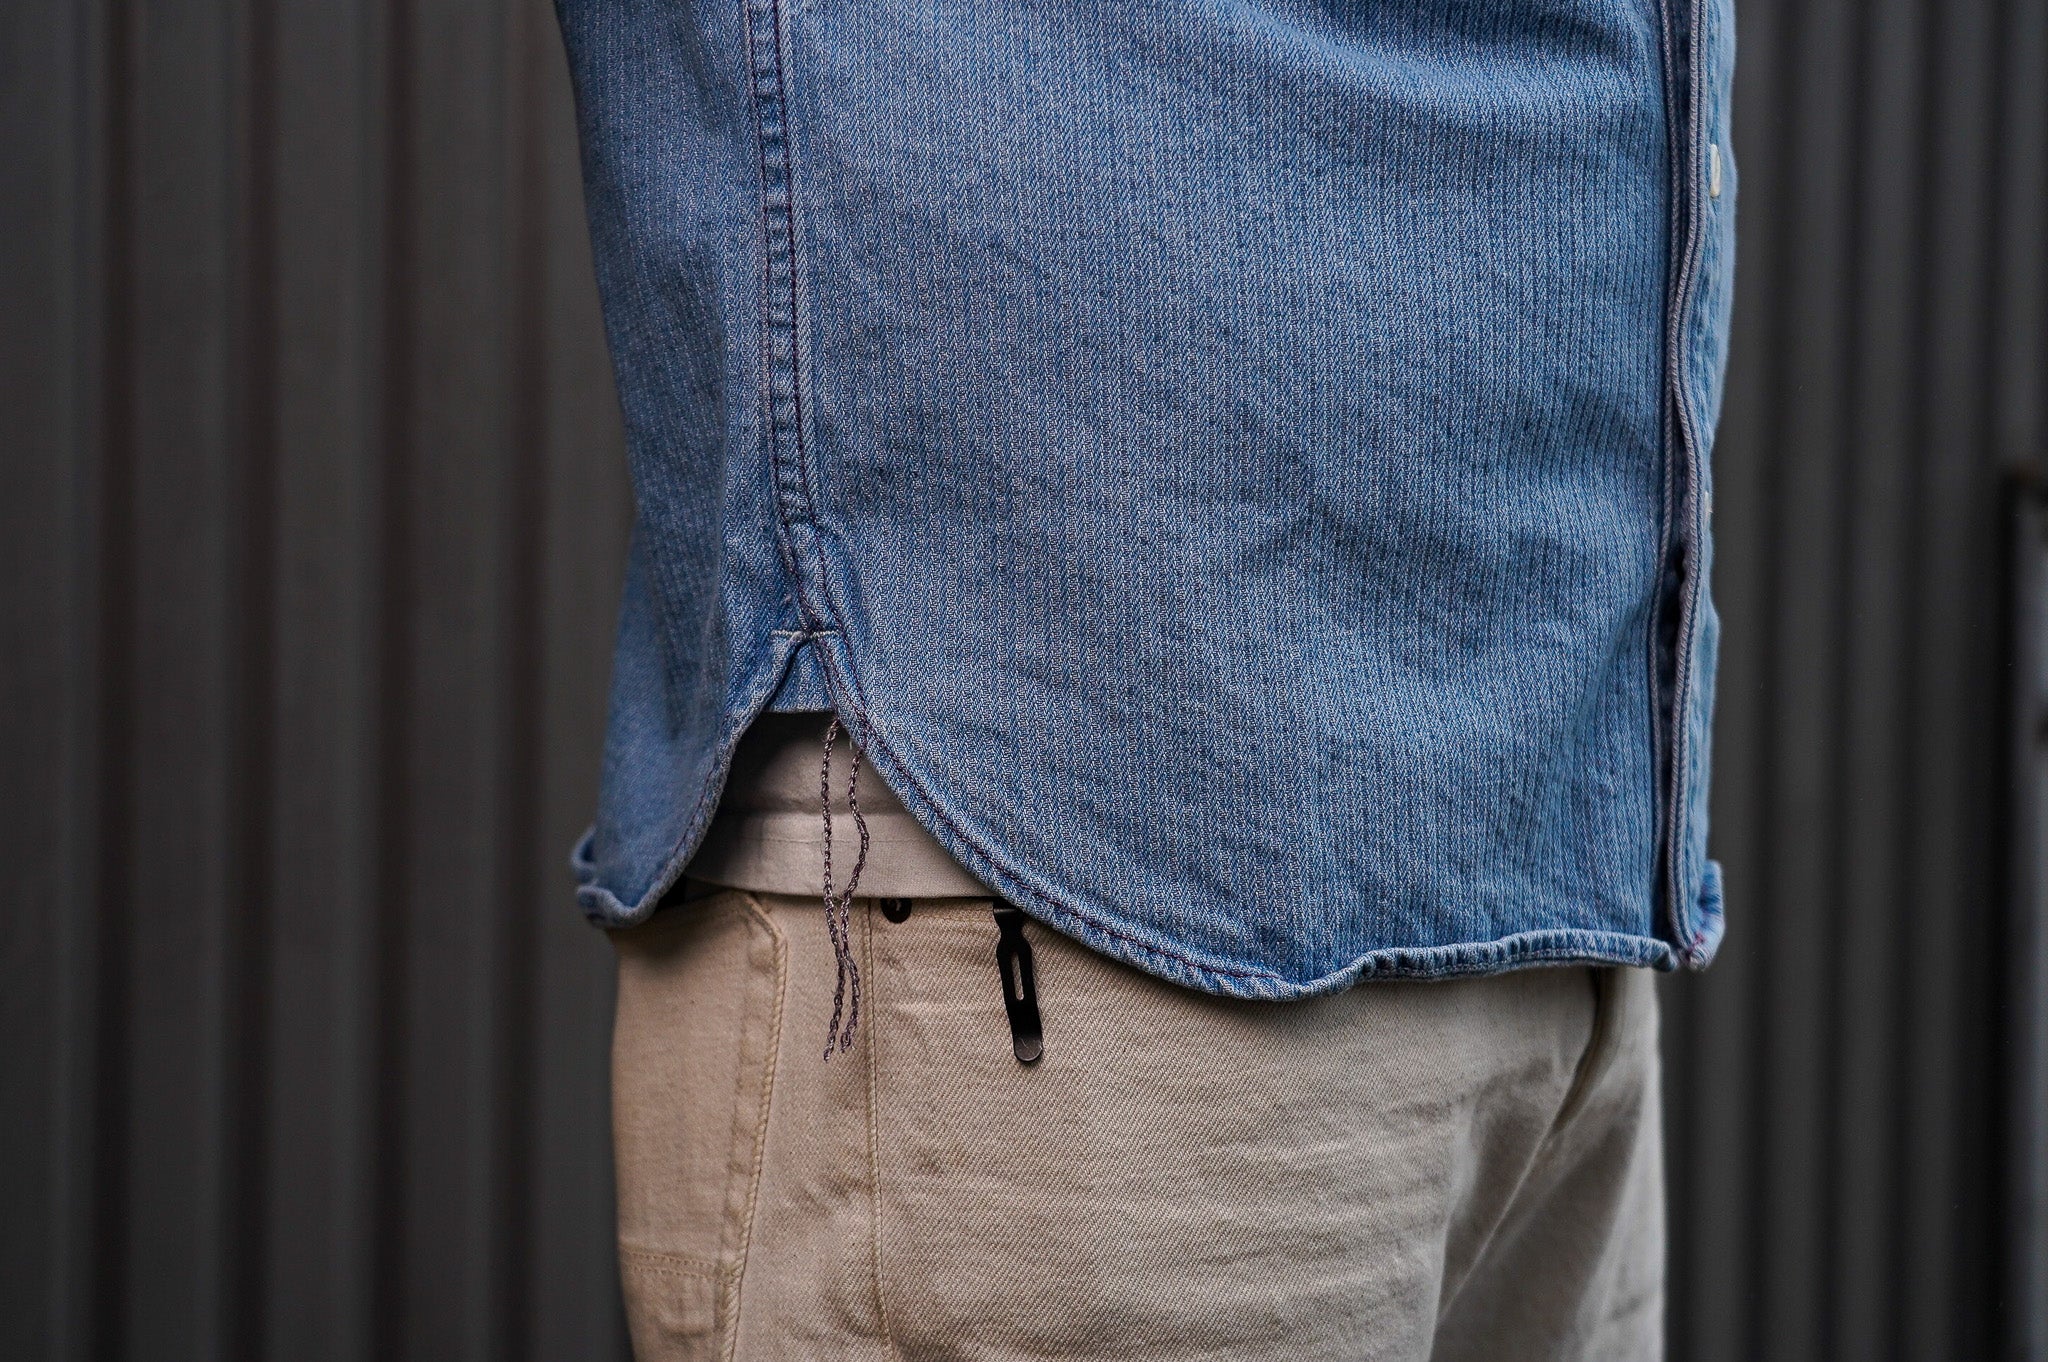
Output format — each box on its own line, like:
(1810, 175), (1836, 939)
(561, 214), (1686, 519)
(577, 829), (1683, 998)
(570, 633), (1723, 1000)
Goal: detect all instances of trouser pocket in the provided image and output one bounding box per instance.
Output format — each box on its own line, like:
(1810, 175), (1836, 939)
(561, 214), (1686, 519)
(611, 889), (787, 1361)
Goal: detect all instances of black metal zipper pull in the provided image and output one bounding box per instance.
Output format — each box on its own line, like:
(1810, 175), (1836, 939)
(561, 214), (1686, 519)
(992, 906), (1043, 1065)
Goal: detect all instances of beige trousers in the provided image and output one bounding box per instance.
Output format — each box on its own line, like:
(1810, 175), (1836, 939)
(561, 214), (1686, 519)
(610, 886), (1664, 1361)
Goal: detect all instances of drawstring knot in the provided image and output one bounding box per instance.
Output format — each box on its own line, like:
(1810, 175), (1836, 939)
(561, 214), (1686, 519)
(819, 714), (871, 1058)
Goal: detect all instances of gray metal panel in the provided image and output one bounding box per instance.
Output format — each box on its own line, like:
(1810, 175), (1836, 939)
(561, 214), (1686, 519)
(1662, 0), (2046, 1359)
(2008, 486), (2048, 1362)
(0, 0), (631, 1356)
(1, 0), (2042, 1357)
(0, 1), (91, 1359)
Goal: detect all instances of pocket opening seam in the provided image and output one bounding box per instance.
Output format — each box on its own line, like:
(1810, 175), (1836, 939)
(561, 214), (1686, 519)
(718, 892), (790, 1361)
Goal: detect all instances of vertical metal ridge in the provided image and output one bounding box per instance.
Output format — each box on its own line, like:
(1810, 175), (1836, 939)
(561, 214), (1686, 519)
(492, 4), (550, 1357)
(1990, 0), (2047, 473)
(2002, 479), (2047, 1362)
(221, 0), (280, 1356)
(1816, 0), (1874, 1344)
(1831, 0), (1926, 1353)
(87, 0), (138, 1355)
(370, 0), (416, 1350)
(1906, 0), (2004, 1346)
(39, 0), (101, 1349)
(1982, 97), (2028, 1362)
(1962, 59), (2017, 1362)
(1739, 0), (1808, 1351)
(1883, 0), (1943, 1352)
(1955, 3), (2026, 1356)
(2001, 2), (2048, 1347)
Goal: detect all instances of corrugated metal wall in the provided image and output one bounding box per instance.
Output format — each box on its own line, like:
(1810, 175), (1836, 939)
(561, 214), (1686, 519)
(2, 0), (632, 1355)
(1, 0), (2041, 1357)
(1660, 0), (2046, 1355)
(2007, 486), (2048, 1362)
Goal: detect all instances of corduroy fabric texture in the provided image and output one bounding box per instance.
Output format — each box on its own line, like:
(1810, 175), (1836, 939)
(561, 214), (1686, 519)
(610, 886), (1665, 1361)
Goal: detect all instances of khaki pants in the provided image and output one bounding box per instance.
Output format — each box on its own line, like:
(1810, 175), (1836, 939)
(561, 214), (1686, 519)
(610, 887), (1664, 1361)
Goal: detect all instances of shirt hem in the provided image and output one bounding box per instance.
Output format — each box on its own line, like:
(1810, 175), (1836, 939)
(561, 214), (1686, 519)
(571, 625), (1723, 999)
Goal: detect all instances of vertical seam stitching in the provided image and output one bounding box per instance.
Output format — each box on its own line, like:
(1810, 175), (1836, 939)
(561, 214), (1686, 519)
(861, 901), (903, 1357)
(1664, 0), (1713, 957)
(1550, 967), (1616, 1136)
(1652, 0), (1713, 955)
(1648, 0), (1683, 851)
(719, 892), (789, 1362)
(745, 0), (829, 628)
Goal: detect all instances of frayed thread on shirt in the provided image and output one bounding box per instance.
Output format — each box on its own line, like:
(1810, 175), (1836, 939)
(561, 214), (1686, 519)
(818, 714), (871, 1058)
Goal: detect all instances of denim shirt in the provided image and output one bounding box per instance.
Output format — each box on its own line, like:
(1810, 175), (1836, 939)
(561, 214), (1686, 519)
(557, 0), (1736, 998)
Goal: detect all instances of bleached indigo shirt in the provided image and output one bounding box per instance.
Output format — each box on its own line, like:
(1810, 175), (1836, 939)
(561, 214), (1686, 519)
(556, 0), (1737, 998)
